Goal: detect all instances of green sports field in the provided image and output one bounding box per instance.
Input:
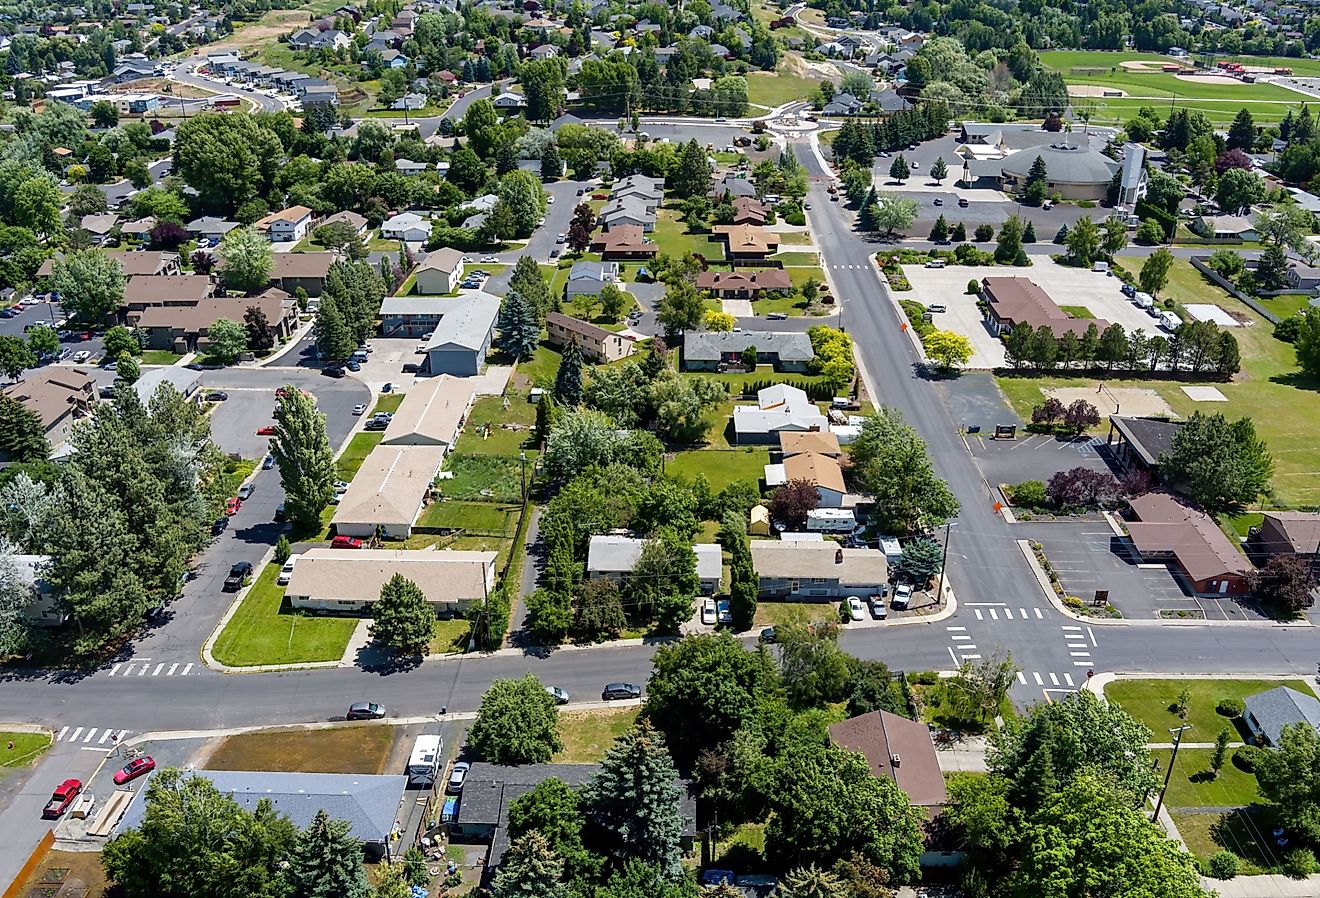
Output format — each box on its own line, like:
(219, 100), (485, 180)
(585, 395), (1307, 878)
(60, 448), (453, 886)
(1041, 50), (1310, 125)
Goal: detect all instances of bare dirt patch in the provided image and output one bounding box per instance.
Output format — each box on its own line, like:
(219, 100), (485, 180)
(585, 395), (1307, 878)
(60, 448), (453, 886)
(114, 78), (215, 98)
(1068, 84), (1128, 97)
(1175, 73), (1243, 86)
(1046, 385), (1175, 418)
(1120, 60), (1166, 72)
(206, 724), (397, 774)
(18, 851), (108, 898)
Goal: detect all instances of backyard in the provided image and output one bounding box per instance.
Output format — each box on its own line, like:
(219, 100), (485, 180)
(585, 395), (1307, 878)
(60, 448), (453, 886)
(666, 447), (770, 490)
(210, 562), (358, 667)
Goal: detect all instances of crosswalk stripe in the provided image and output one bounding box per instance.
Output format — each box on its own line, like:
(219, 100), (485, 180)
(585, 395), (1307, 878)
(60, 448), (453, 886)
(1064, 673), (1075, 687)
(115, 729), (128, 742)
(1035, 608), (1043, 618)
(56, 726), (68, 741)
(989, 609), (999, 620)
(950, 634), (972, 641)
(109, 663), (122, 676)
(1020, 608), (1028, 618)
(182, 663), (193, 675)
(961, 653), (981, 660)
(98, 730), (113, 744)
(1061, 625), (1082, 631)
(68, 727), (83, 742)
(946, 626), (966, 631)
(168, 663), (178, 676)
(974, 609), (983, 620)
(1017, 671), (1027, 684)
(1070, 651), (1092, 657)
(1049, 673), (1060, 686)
(152, 663), (164, 676)
(82, 728), (97, 743)
(1033, 672), (1044, 685)
(137, 664), (148, 676)
(1074, 661), (1094, 667)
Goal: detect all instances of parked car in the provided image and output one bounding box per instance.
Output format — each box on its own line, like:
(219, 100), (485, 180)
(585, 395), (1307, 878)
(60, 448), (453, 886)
(72, 350), (89, 363)
(237, 483), (255, 500)
(870, 596), (888, 619)
(480, 255), (498, 263)
(700, 870), (736, 887)
(892, 583), (914, 610)
(700, 598), (717, 626)
(256, 425), (276, 436)
(1121, 283), (1137, 298)
(274, 502), (286, 522)
(112, 756), (156, 785)
(211, 517), (229, 536)
(759, 627), (777, 644)
(346, 701), (385, 720)
(402, 363), (421, 373)
(933, 197), (943, 206)
(364, 418), (388, 431)
(42, 780), (82, 819)
(224, 497), (242, 515)
(447, 761), (471, 793)
(223, 561), (253, 592)
(767, 312), (787, 320)
(277, 558), (296, 585)
(321, 365), (346, 378)
(381, 383), (394, 393)
(345, 358), (361, 371)
(207, 391), (228, 401)
(958, 197), (970, 208)
(717, 599), (732, 625)
(331, 535), (363, 549)
(263, 454), (275, 470)
(352, 404), (367, 415)
(545, 685), (570, 705)
(602, 682), (641, 701)
(847, 596), (865, 621)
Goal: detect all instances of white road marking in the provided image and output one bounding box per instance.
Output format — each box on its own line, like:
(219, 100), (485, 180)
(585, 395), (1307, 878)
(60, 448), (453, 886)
(1017, 671), (1027, 684)
(1070, 651), (1092, 658)
(153, 663), (165, 676)
(1087, 626), (1096, 646)
(81, 728), (97, 743)
(947, 646), (961, 667)
(68, 727), (83, 742)
(80, 746), (111, 752)
(137, 664), (149, 676)
(168, 663), (178, 676)
(946, 626), (966, 631)
(950, 634), (973, 641)
(1064, 673), (1075, 686)
(1049, 673), (1060, 685)
(961, 653), (982, 660)
(182, 663), (193, 675)
(1035, 608), (1043, 618)
(109, 663), (122, 677)
(98, 730), (113, 744)
(1074, 661), (1095, 667)
(974, 609), (983, 620)
(115, 729), (128, 742)
(1033, 672), (1044, 685)
(56, 727), (68, 741)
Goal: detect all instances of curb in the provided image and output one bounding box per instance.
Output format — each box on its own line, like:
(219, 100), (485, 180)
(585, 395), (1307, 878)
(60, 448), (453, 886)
(869, 255), (929, 362)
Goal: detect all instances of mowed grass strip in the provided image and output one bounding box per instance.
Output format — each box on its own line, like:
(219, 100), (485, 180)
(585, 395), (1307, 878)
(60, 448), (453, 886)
(211, 563), (359, 667)
(666, 448), (769, 490)
(418, 500), (520, 535)
(1104, 677), (1311, 737)
(0, 732), (52, 768)
(207, 724), (395, 774)
(555, 707), (640, 763)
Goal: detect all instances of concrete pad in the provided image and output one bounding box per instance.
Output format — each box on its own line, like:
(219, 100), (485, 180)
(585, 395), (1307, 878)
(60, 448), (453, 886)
(723, 299), (754, 317)
(1046, 386), (1174, 418)
(1184, 303), (1241, 326)
(1182, 385), (1228, 402)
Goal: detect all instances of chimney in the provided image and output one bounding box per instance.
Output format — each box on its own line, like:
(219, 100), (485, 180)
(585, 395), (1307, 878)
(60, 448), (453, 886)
(835, 547), (843, 564)
(891, 753), (901, 768)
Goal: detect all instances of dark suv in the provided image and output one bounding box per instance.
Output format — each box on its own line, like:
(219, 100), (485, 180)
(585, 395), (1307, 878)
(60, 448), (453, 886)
(223, 561), (253, 592)
(602, 682), (641, 701)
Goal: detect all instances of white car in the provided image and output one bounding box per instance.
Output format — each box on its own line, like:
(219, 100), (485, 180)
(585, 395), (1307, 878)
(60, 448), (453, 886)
(415, 344), (428, 354)
(352, 404), (367, 415)
(72, 350), (90, 363)
(700, 598), (716, 626)
(847, 596), (865, 622)
(277, 558), (296, 585)
(480, 255), (498, 263)
(547, 195), (555, 204)
(892, 583), (914, 610)
(461, 256), (474, 264)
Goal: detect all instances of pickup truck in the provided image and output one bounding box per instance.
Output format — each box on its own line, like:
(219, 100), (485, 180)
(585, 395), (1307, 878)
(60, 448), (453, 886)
(43, 779), (82, 818)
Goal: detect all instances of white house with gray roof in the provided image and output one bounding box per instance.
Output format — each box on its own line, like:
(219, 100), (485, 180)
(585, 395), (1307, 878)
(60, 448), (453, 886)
(1243, 685), (1320, 746)
(732, 384), (829, 444)
(587, 535), (722, 594)
(565, 261), (619, 299)
(684, 331), (814, 372)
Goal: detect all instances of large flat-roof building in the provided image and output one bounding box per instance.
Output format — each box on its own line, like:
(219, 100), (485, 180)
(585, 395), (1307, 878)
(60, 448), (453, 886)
(331, 444), (446, 539)
(284, 547), (496, 616)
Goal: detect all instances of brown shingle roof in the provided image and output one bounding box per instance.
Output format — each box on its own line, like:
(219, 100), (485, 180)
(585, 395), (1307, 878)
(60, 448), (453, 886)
(135, 292), (286, 332)
(1259, 512), (1320, 555)
(3, 368), (95, 428)
(1126, 492), (1253, 583)
(270, 252), (334, 280)
(828, 711), (947, 808)
(123, 274), (213, 306)
(779, 431), (841, 457)
(982, 276), (1108, 338)
(590, 225), (655, 255)
(546, 311), (612, 342)
(712, 224), (780, 255)
(783, 451), (846, 493)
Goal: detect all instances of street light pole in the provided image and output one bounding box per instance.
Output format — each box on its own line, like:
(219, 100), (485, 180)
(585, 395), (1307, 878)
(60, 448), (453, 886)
(1153, 724), (1192, 823)
(934, 520), (956, 605)
(519, 450), (527, 502)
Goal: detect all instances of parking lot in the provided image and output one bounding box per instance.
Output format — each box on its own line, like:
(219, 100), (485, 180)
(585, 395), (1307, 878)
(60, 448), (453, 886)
(967, 430), (1114, 489)
(902, 262), (1174, 369)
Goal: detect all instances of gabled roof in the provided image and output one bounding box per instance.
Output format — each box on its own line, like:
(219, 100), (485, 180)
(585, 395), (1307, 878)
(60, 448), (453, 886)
(783, 451), (846, 494)
(1126, 492), (1253, 583)
(1244, 686), (1320, 746)
(381, 374), (474, 447)
(418, 246), (464, 274)
(779, 431), (841, 457)
(684, 330), (812, 362)
(1259, 511), (1320, 554)
(829, 710), (947, 807)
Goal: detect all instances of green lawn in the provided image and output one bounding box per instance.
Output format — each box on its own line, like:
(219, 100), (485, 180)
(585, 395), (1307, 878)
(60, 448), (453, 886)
(778, 231), (815, 245)
(996, 257), (1320, 505)
(650, 209), (717, 259)
(429, 618), (470, 655)
(555, 708), (639, 763)
(141, 350), (183, 365)
(776, 251), (820, 266)
(1151, 748), (1262, 809)
(371, 393), (404, 415)
(752, 601), (830, 629)
(693, 367), (827, 395)
(440, 454), (525, 502)
(211, 563), (358, 667)
(666, 448), (769, 490)
(913, 678), (1013, 735)
(417, 500), (520, 536)
(1222, 512), (1264, 539)
(516, 343), (563, 388)
(1, 732), (52, 768)
(218, 458), (258, 497)
(337, 432), (384, 481)
(456, 393), (537, 456)
(1059, 304), (1095, 319)
(1173, 807), (1287, 875)
(745, 69), (821, 107)
(1105, 677), (1311, 739)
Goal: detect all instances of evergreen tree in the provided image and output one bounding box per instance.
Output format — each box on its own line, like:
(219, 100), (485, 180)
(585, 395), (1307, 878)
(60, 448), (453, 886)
(858, 199), (879, 232)
(888, 154), (908, 182)
(541, 144), (563, 181)
(1023, 155), (1049, 206)
(509, 255), (552, 320)
(270, 387), (336, 534)
(950, 222), (967, 242)
(1227, 108), (1256, 151)
(929, 215), (949, 242)
(995, 217), (1024, 264)
(1023, 220), (1037, 243)
(313, 291), (354, 361)
(281, 809), (370, 898)
(495, 290), (540, 360)
(929, 156), (948, 183)
(0, 395), (48, 462)
(492, 831), (567, 898)
(582, 721), (687, 880)
(370, 574), (436, 654)
(554, 339), (585, 407)
(673, 139), (712, 199)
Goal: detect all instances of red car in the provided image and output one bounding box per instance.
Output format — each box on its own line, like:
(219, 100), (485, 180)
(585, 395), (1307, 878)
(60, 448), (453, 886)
(256, 425), (277, 436)
(331, 536), (363, 549)
(224, 497), (242, 515)
(112, 756), (156, 785)
(42, 779), (81, 818)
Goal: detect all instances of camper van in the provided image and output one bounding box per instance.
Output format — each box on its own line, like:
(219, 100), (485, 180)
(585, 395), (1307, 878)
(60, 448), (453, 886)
(406, 735), (444, 787)
(806, 508), (858, 533)
(1158, 311), (1181, 332)
(1133, 291), (1155, 310)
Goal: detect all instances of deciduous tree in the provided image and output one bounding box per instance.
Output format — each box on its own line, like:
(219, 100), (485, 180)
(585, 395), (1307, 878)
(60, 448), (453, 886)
(469, 673), (563, 765)
(1159, 411), (1273, 514)
(51, 249), (124, 322)
(1249, 553), (1314, 616)
(769, 478), (819, 529)
(0, 335), (35, 380)
(218, 227), (273, 294)
(849, 408), (959, 534)
(269, 387), (336, 533)
(206, 318), (249, 363)
(923, 330), (972, 370)
(1140, 248), (1174, 297)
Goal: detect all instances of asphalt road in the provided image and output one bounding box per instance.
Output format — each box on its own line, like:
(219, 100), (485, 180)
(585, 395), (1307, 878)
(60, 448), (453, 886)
(169, 61), (285, 112)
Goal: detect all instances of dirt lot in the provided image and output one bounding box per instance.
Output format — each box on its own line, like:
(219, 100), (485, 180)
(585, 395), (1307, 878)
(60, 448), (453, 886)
(114, 78), (215, 98)
(18, 850), (108, 898)
(205, 724), (397, 774)
(1045, 386), (1174, 418)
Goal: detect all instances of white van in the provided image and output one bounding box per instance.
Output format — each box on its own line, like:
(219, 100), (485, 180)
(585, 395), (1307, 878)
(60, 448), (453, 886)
(277, 557), (296, 585)
(1159, 311), (1182, 332)
(407, 735), (444, 786)
(925, 303), (947, 313)
(1091, 261), (1110, 274)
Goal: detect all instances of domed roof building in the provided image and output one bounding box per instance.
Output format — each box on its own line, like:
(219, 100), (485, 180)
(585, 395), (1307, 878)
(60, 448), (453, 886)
(997, 143), (1121, 201)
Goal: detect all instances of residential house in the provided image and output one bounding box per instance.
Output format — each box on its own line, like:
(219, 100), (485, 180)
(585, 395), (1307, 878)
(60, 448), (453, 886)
(392, 92), (428, 111)
(319, 210), (368, 237)
(713, 176), (756, 199)
(693, 269), (791, 299)
(1104, 416), (1183, 483)
(331, 444), (447, 539)
(1286, 265), (1320, 293)
(828, 711), (947, 812)
(302, 88), (340, 108)
(545, 312), (635, 363)
(598, 197), (655, 232)
(186, 216), (239, 241)
(122, 274), (214, 316)
(117, 771), (408, 860)
(750, 541), (889, 598)
(451, 763), (696, 880)
(712, 224), (780, 260)
(256, 205), (314, 242)
(683, 331), (813, 372)
(728, 196), (769, 225)
(732, 384), (828, 443)
(1195, 213), (1259, 241)
(268, 252), (334, 297)
(396, 158), (429, 176)
(415, 247), (466, 294)
(1124, 492), (1254, 595)
(590, 225), (656, 260)
(286, 547), (495, 616)
(587, 535), (723, 594)
(764, 451), (846, 507)
(1, 368), (96, 457)
(380, 374), (475, 451)
(289, 28), (351, 50)
(422, 291), (500, 375)
(779, 431), (842, 459)
(103, 251), (180, 277)
(381, 211), (430, 242)
(981, 276), (1110, 338)
(11, 555), (67, 627)
(565, 261), (620, 299)
(78, 213), (120, 244)
(529, 44), (558, 59)
(131, 366), (202, 404)
(1242, 686), (1320, 746)
(613, 174), (664, 199)
(133, 289), (298, 352)
(492, 91), (527, 110)
(118, 217), (157, 242)
(822, 92), (863, 116)
(380, 49), (407, 68)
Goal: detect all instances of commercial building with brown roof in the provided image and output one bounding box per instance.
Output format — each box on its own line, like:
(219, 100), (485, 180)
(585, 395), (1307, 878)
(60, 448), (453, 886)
(1125, 492), (1253, 595)
(331, 444), (446, 539)
(980, 276), (1108, 338)
(694, 268), (792, 298)
(122, 274), (214, 313)
(1250, 512), (1320, 562)
(590, 225), (657, 259)
(828, 710), (947, 810)
(712, 224), (780, 259)
(2, 368), (96, 456)
(269, 251), (335, 297)
(380, 375), (475, 451)
(133, 290), (298, 352)
(750, 541), (888, 598)
(284, 547), (496, 616)
(545, 312), (635, 363)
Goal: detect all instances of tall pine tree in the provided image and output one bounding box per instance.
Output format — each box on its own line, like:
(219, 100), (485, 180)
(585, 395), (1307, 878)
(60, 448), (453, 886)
(281, 810), (370, 898)
(510, 255), (552, 320)
(270, 387), (336, 534)
(554, 339), (585, 407)
(492, 832), (568, 898)
(495, 290), (540, 360)
(313, 290), (355, 361)
(582, 721), (687, 880)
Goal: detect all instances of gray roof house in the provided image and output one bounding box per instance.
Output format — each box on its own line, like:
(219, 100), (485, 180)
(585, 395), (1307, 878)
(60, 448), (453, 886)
(598, 196), (655, 232)
(733, 384), (829, 444)
(132, 366), (202, 404)
(587, 534), (722, 594)
(1243, 686), (1320, 747)
(424, 291), (500, 375)
(822, 92), (863, 116)
(117, 771), (408, 859)
(684, 331), (815, 373)
(565, 260), (619, 298)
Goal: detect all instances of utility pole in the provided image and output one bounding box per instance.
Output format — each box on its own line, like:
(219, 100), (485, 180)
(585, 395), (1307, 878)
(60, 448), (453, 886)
(1153, 724), (1192, 823)
(934, 520), (957, 605)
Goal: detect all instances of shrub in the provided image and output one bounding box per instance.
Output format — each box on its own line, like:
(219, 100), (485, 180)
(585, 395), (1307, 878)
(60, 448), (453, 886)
(1216, 697), (1245, 718)
(908, 670), (939, 685)
(974, 223), (994, 241)
(1275, 315), (1302, 344)
(1010, 480), (1047, 508)
(967, 279), (980, 295)
(1206, 851), (1239, 880)
(1285, 848), (1318, 879)
(1233, 745), (1262, 772)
